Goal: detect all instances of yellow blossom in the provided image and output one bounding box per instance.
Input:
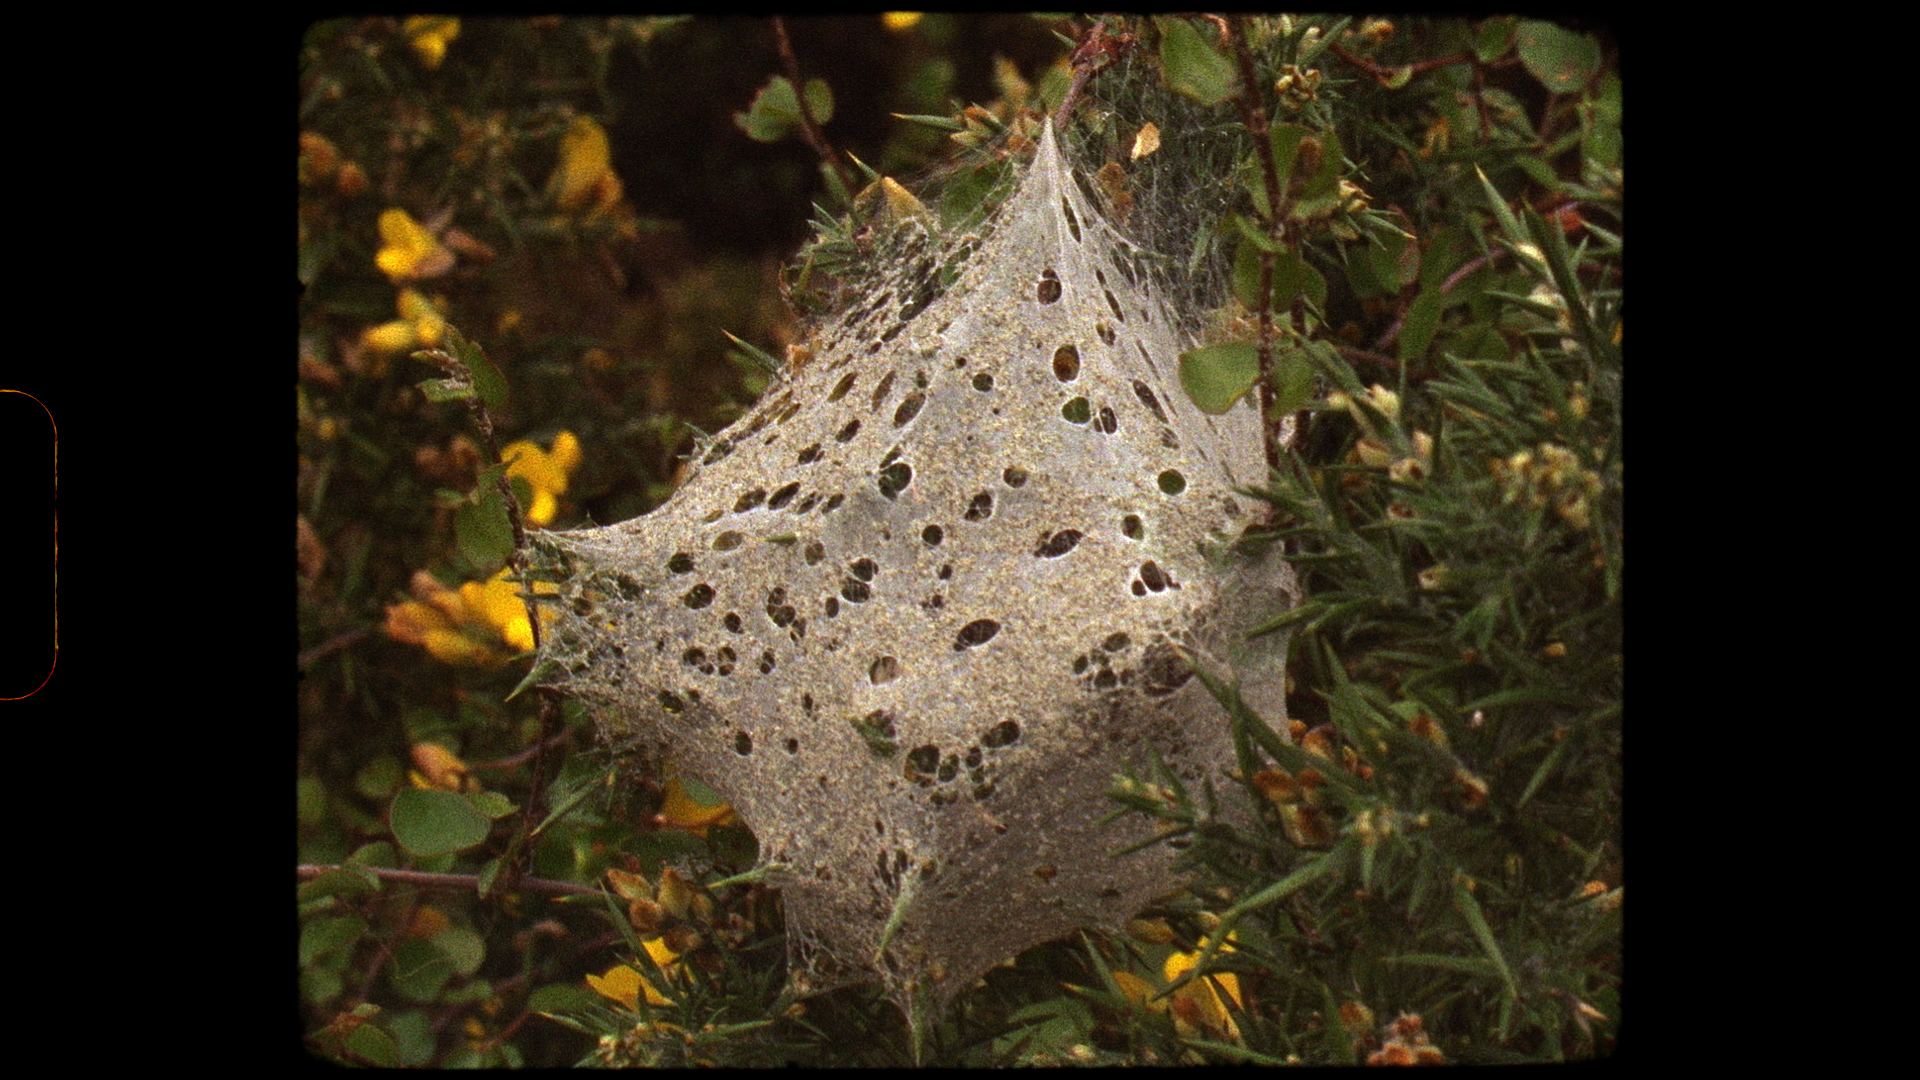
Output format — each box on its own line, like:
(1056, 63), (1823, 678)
(384, 567), (553, 666)
(361, 319), (420, 356)
(1113, 935), (1246, 1042)
(459, 571), (542, 652)
(656, 775), (739, 836)
(409, 742), (472, 792)
(586, 964), (643, 1010)
(402, 16), (460, 70)
(1111, 969), (1156, 1008)
(503, 431), (582, 527)
(550, 116), (624, 220)
(882, 13), (923, 32)
(1163, 939), (1244, 1040)
(361, 288), (447, 355)
(586, 937), (681, 1009)
(383, 588), (501, 666)
(374, 208), (453, 283)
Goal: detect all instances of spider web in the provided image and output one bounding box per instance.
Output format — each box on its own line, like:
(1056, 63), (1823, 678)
(536, 115), (1297, 1020)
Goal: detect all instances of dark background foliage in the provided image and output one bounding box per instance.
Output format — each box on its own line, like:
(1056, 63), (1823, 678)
(299, 15), (1619, 1066)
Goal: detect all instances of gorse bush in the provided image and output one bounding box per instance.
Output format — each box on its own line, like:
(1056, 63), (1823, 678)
(298, 15), (1618, 1066)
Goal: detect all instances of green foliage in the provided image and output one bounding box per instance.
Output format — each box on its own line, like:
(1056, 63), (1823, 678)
(389, 788), (503, 857)
(1179, 340), (1259, 414)
(1124, 14), (1619, 1063)
(1158, 16), (1239, 106)
(299, 14), (1618, 1067)
(735, 74), (835, 142)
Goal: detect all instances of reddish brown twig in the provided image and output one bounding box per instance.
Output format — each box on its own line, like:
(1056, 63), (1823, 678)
(1228, 17), (1290, 484)
(1052, 17), (1135, 129)
(297, 863), (606, 899)
(772, 17), (855, 198)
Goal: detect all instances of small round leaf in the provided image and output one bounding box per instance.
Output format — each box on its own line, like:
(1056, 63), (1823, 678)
(1180, 341), (1260, 415)
(390, 788), (492, 857)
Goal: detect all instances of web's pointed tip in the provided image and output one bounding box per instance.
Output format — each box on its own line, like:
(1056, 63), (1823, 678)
(1035, 114), (1057, 154)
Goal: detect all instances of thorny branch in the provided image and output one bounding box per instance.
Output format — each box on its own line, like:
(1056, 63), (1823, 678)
(1052, 17), (1133, 130)
(298, 863), (607, 900)
(1228, 17), (1290, 485)
(773, 17), (856, 199)
(410, 343), (571, 893)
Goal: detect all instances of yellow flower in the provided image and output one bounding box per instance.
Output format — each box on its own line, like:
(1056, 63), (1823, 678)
(549, 116), (624, 220)
(1115, 934), (1245, 1041)
(361, 319), (419, 356)
(409, 742), (472, 792)
(361, 288), (447, 355)
(383, 567), (554, 666)
(374, 208), (453, 283)
(457, 572), (529, 651)
(1163, 942), (1244, 1040)
(502, 431), (582, 527)
(586, 938), (681, 1009)
(402, 16), (460, 70)
(882, 12), (923, 32)
(383, 589), (499, 666)
(656, 775), (739, 836)
(586, 964), (643, 1010)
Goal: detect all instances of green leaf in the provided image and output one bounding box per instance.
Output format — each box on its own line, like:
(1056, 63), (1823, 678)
(391, 937), (458, 1002)
(1290, 129), (1346, 218)
(298, 865), (381, 904)
(390, 788), (493, 857)
(504, 654), (555, 703)
(1272, 246), (1307, 311)
(891, 112), (963, 132)
(676, 774), (725, 806)
(1180, 341), (1259, 414)
(300, 912), (368, 966)
(735, 75), (801, 142)
(1399, 285), (1445, 364)
(1267, 123), (1308, 192)
(1371, 227), (1419, 293)
(477, 858), (502, 898)
(1453, 875), (1521, 999)
(1381, 952), (1502, 977)
(1515, 20), (1600, 95)
(1473, 16), (1517, 64)
(1512, 154), (1560, 190)
(468, 790), (517, 819)
(1227, 211), (1282, 255)
(446, 325), (508, 413)
(722, 329), (782, 374)
(1158, 17), (1238, 106)
(1273, 346), (1318, 415)
(1224, 839), (1352, 921)
(801, 78), (834, 127)
(455, 485), (513, 572)
(1232, 238), (1320, 317)
(528, 774), (601, 839)
(736, 75), (834, 143)
(1300, 261), (1327, 311)
(343, 1020), (399, 1067)
(845, 150), (881, 185)
(1474, 166), (1526, 247)
(432, 924), (488, 978)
